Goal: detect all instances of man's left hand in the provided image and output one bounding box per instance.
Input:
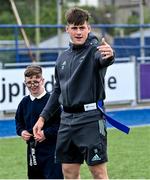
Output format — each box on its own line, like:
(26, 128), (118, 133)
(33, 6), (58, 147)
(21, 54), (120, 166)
(97, 38), (114, 59)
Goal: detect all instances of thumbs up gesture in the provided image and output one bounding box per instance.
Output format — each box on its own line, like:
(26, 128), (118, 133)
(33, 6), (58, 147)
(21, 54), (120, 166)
(97, 38), (114, 59)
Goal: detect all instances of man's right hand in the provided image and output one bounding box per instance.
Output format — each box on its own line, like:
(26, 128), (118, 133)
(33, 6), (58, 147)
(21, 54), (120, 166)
(33, 117), (45, 141)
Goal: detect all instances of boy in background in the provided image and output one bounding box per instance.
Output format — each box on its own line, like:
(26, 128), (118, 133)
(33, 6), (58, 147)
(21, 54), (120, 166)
(15, 65), (63, 179)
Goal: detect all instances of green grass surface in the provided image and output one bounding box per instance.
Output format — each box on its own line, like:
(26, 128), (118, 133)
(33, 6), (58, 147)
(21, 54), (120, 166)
(0, 126), (150, 179)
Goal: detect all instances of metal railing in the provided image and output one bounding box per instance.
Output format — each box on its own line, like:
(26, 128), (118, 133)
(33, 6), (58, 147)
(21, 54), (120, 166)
(0, 23), (150, 64)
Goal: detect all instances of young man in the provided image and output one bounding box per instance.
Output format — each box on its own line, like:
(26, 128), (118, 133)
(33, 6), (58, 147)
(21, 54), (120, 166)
(33, 7), (114, 179)
(15, 65), (63, 179)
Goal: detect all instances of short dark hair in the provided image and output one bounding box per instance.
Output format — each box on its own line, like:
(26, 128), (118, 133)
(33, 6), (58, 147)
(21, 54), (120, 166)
(24, 65), (42, 77)
(65, 7), (90, 25)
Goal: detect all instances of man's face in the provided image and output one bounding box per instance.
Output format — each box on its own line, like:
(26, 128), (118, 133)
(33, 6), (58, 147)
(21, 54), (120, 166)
(24, 75), (44, 97)
(66, 21), (91, 45)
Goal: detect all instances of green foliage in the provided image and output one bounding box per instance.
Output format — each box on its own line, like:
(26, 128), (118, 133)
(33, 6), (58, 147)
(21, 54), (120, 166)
(124, 12), (139, 35)
(0, 126), (150, 179)
(0, 0), (58, 42)
(1, 1), (150, 41)
(0, 0), (118, 43)
(143, 6), (150, 24)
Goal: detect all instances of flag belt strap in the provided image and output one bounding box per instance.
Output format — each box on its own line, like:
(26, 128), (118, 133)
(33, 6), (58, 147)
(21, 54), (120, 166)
(97, 100), (130, 134)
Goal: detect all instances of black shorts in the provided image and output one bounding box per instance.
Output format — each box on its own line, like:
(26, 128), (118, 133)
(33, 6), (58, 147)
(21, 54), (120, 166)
(55, 114), (108, 166)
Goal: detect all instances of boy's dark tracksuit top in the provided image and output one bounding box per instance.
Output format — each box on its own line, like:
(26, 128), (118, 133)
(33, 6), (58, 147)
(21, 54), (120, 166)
(40, 33), (115, 124)
(15, 93), (63, 179)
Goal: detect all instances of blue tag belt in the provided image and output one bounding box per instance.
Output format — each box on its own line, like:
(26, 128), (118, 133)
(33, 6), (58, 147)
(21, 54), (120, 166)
(97, 100), (130, 134)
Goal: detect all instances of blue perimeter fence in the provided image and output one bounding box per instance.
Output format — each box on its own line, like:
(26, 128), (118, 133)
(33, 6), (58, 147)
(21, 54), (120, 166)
(1, 24), (150, 64)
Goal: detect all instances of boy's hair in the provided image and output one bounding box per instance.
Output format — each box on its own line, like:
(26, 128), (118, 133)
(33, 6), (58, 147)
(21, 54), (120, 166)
(65, 7), (90, 25)
(24, 65), (42, 77)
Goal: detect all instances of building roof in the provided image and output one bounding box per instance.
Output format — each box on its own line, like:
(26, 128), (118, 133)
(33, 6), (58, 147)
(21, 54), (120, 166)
(130, 28), (150, 37)
(39, 32), (70, 48)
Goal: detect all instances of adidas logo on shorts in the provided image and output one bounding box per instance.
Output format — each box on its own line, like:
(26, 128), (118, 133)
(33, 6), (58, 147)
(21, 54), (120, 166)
(91, 154), (101, 161)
